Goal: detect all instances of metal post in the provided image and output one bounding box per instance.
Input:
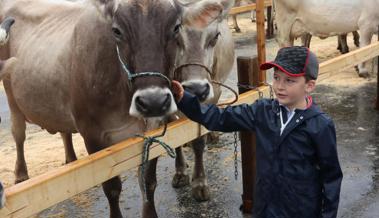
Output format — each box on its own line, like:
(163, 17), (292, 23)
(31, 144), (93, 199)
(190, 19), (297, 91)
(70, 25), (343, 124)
(237, 56), (259, 213)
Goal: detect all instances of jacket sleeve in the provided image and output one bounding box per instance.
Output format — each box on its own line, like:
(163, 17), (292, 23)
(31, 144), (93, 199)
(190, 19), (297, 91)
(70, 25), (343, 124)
(314, 120), (343, 218)
(177, 91), (259, 132)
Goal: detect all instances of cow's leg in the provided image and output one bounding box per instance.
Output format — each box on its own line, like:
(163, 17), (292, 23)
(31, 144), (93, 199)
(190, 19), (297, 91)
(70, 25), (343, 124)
(103, 177), (123, 218)
(0, 181), (5, 208)
(140, 158), (159, 218)
(60, 133), (77, 164)
(2, 61), (29, 183)
(251, 10), (256, 22)
(276, 26), (295, 47)
(301, 33), (312, 48)
(84, 138), (123, 218)
(358, 28), (374, 77)
(172, 147), (190, 188)
(232, 15), (241, 33)
(338, 34), (349, 54)
(337, 35), (342, 53)
(353, 31), (360, 47)
(10, 104), (28, 183)
(102, 176), (123, 218)
(191, 136), (210, 201)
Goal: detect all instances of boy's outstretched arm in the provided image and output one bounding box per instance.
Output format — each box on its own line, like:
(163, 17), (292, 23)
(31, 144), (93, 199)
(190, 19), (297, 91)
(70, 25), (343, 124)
(314, 120), (343, 218)
(171, 80), (259, 132)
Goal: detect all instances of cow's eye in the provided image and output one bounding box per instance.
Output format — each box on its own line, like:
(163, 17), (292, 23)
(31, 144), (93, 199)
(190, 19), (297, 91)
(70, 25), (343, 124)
(174, 24), (182, 35)
(112, 27), (122, 38)
(208, 32), (221, 47)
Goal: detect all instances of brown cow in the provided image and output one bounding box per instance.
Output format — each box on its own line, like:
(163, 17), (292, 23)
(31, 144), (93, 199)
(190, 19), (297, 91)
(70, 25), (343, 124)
(172, 0), (235, 201)
(0, 0), (231, 217)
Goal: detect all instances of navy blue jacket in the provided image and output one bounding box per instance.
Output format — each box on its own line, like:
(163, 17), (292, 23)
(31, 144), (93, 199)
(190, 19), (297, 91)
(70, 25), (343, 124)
(177, 92), (343, 218)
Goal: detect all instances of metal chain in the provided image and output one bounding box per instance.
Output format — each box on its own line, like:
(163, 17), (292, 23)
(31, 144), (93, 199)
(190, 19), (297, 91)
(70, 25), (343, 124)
(231, 82), (273, 181)
(233, 132), (239, 180)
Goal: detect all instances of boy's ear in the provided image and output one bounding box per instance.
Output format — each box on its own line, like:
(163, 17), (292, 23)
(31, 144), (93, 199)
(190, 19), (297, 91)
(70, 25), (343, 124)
(305, 80), (316, 93)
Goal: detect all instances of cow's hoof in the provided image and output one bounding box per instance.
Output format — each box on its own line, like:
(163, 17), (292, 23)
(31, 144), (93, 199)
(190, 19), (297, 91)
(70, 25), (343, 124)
(65, 156), (77, 164)
(192, 182), (210, 201)
(172, 172), (190, 188)
(15, 175), (29, 184)
(358, 69), (369, 78)
(207, 132), (220, 144)
(142, 202), (158, 218)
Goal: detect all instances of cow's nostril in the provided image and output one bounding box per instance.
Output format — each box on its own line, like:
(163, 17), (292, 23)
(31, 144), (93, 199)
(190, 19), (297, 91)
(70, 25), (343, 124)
(135, 96), (148, 113)
(162, 94), (171, 111)
(201, 84), (210, 99)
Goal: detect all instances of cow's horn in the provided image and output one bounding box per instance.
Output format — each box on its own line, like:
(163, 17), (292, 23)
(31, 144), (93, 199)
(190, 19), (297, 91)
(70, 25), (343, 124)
(0, 17), (15, 45)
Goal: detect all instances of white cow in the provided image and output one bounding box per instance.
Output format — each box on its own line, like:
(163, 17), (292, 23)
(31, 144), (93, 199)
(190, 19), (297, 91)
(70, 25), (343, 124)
(274, 0), (379, 77)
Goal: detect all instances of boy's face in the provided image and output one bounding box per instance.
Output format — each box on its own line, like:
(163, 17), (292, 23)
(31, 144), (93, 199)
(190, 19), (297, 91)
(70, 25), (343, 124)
(273, 70), (316, 109)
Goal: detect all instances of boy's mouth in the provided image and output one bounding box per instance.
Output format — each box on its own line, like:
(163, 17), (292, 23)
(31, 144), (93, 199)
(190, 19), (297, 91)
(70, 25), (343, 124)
(277, 93), (288, 99)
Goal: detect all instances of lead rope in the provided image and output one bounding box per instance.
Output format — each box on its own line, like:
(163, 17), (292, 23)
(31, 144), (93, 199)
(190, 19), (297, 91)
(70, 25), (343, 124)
(137, 122), (176, 201)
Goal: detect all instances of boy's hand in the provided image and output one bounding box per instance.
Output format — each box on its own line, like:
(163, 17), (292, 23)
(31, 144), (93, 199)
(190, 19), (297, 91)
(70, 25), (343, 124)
(171, 80), (184, 102)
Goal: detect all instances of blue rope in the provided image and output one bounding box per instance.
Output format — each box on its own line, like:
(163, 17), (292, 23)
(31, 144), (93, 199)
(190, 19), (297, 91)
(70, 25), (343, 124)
(136, 124), (176, 198)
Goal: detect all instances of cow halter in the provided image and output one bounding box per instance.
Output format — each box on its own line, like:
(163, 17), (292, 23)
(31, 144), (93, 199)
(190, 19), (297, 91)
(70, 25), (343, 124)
(116, 45), (172, 88)
(173, 63), (238, 106)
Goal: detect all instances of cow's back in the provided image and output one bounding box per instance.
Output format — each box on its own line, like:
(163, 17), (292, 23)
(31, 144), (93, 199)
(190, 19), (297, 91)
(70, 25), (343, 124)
(275, 0), (379, 41)
(2, 0), (88, 133)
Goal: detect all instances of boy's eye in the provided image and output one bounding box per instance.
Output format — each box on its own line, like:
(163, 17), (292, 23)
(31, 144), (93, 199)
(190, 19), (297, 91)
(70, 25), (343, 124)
(286, 79), (295, 83)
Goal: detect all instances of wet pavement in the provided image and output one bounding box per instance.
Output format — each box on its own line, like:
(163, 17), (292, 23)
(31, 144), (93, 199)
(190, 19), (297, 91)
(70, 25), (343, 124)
(1, 15), (379, 218)
(314, 84), (379, 218)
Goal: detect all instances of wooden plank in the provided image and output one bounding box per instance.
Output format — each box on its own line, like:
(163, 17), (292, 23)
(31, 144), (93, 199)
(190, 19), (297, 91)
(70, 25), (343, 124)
(229, 0), (272, 15)
(0, 86), (271, 218)
(256, 0), (266, 83)
(319, 41), (379, 81)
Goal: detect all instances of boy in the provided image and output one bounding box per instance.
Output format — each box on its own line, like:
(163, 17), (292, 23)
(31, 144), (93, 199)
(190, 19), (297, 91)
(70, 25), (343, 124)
(171, 46), (343, 218)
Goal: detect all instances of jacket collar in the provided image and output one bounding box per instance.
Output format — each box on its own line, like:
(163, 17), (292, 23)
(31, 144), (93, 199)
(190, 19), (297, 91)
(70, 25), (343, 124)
(271, 96), (324, 145)
(272, 96), (322, 120)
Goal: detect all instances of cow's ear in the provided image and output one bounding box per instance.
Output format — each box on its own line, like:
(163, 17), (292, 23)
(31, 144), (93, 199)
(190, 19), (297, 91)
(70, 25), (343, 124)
(91, 0), (117, 20)
(219, 0), (235, 19)
(181, 0), (224, 29)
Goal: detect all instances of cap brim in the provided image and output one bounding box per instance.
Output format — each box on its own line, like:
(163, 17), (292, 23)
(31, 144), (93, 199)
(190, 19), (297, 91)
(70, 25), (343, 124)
(260, 61), (305, 77)
(260, 62), (277, 70)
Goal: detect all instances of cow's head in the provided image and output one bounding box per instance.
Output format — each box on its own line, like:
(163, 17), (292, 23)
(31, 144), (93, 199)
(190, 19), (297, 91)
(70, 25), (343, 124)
(92, 0), (228, 118)
(174, 0), (234, 102)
